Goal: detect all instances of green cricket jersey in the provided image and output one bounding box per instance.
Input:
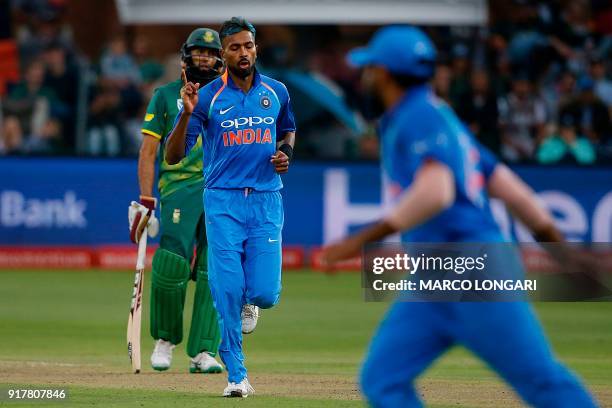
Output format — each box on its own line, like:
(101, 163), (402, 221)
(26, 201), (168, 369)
(141, 79), (203, 197)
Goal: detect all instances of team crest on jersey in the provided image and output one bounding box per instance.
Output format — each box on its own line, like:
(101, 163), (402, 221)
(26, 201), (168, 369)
(260, 95), (271, 109)
(177, 99), (184, 111)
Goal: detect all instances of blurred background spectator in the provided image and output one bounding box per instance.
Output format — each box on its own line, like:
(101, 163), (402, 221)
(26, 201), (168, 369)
(42, 41), (77, 147)
(1, 116), (25, 154)
(1, 0), (610, 164)
(132, 34), (164, 88)
(456, 68), (500, 154)
(99, 34), (141, 86)
(541, 70), (576, 122)
(537, 114), (596, 165)
(1, 60), (66, 154)
(498, 72), (548, 162)
(89, 34), (143, 155)
(590, 58), (612, 106)
(449, 43), (472, 107)
(433, 62), (453, 104)
(86, 76), (122, 156)
(559, 76), (611, 147)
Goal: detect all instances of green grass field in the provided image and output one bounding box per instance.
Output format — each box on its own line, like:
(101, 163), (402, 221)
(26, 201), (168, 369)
(1, 270), (611, 407)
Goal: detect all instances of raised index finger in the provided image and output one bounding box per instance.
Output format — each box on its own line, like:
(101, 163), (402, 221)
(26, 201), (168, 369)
(181, 69), (187, 85)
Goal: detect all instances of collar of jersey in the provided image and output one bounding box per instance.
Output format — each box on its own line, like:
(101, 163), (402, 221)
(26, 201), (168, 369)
(225, 68), (262, 91)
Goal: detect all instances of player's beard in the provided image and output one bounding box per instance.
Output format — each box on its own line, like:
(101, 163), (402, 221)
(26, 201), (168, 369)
(229, 59), (255, 79)
(184, 55), (224, 85)
(186, 65), (219, 85)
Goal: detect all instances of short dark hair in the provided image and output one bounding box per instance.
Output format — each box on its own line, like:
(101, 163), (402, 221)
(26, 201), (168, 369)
(219, 17), (256, 43)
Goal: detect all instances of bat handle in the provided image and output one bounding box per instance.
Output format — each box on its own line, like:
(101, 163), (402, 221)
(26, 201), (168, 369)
(136, 227), (148, 270)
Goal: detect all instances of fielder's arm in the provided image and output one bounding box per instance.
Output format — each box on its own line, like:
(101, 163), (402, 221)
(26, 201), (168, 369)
(487, 164), (563, 243)
(488, 164), (609, 296)
(322, 160), (454, 263)
(165, 112), (191, 165)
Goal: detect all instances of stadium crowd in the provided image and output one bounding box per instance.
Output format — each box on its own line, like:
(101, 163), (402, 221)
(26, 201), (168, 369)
(0, 0), (611, 164)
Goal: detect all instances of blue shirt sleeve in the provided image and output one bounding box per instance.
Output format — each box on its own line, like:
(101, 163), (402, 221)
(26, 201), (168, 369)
(169, 88), (210, 156)
(406, 130), (499, 185)
(275, 82), (297, 140)
(401, 116), (454, 175)
(184, 105), (207, 156)
(477, 143), (499, 180)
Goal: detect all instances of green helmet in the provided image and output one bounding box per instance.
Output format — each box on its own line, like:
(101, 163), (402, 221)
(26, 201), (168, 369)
(182, 28), (222, 52)
(181, 28), (224, 84)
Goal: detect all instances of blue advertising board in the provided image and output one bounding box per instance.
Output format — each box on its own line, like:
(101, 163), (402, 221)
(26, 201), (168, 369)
(0, 158), (610, 245)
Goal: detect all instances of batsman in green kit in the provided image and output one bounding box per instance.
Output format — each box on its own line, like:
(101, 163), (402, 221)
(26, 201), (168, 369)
(128, 28), (225, 373)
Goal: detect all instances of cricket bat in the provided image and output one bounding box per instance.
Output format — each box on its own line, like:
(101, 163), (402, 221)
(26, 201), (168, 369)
(127, 227), (148, 374)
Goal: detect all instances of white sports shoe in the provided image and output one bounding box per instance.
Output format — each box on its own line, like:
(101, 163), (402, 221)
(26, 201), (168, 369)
(151, 339), (175, 371)
(241, 304), (259, 334)
(223, 378), (255, 398)
(189, 351), (223, 374)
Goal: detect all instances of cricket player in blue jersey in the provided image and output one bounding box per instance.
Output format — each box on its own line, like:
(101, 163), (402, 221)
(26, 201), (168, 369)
(165, 17), (296, 398)
(322, 26), (597, 407)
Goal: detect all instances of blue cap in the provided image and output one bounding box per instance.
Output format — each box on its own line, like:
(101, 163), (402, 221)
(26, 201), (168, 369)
(347, 26), (437, 78)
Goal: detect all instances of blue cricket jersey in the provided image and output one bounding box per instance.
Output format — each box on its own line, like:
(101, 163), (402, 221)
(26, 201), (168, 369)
(180, 70), (296, 191)
(380, 84), (503, 242)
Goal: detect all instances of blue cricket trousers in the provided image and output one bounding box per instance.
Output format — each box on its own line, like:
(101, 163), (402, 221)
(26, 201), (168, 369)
(204, 188), (283, 383)
(360, 301), (597, 407)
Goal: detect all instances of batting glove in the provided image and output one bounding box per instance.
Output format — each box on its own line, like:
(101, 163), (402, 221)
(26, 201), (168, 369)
(128, 196), (159, 243)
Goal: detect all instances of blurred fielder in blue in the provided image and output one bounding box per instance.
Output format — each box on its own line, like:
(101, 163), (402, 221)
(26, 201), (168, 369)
(322, 26), (597, 408)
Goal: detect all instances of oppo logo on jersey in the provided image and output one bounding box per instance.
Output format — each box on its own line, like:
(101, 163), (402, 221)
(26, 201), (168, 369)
(221, 116), (275, 129)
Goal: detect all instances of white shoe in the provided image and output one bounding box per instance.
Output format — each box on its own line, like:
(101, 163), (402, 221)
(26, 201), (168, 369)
(241, 304), (259, 334)
(223, 378), (255, 398)
(151, 339), (175, 371)
(189, 351), (223, 374)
